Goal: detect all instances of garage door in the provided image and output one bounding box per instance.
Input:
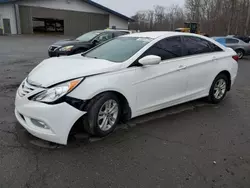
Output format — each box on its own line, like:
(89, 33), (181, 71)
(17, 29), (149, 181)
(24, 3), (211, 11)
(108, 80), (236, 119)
(19, 6), (109, 36)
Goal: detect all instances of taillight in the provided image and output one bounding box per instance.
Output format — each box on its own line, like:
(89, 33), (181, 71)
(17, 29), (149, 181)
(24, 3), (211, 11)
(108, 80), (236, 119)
(232, 55), (239, 62)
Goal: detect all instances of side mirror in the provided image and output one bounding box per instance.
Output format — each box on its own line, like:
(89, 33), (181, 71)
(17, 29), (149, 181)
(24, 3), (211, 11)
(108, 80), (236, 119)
(138, 55), (161, 66)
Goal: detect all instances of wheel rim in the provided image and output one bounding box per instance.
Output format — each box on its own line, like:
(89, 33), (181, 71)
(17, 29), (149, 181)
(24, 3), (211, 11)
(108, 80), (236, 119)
(237, 51), (243, 59)
(97, 99), (119, 131)
(213, 79), (226, 99)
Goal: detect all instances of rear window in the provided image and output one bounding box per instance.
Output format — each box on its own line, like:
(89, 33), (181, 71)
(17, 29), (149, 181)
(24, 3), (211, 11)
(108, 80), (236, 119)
(183, 36), (223, 56)
(210, 43), (223, 52)
(183, 36), (212, 55)
(114, 31), (129, 37)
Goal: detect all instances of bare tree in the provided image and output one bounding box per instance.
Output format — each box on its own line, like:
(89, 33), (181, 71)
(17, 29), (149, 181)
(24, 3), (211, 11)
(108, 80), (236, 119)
(185, 0), (201, 21)
(227, 0), (237, 34)
(129, 0), (250, 36)
(245, 0), (250, 35)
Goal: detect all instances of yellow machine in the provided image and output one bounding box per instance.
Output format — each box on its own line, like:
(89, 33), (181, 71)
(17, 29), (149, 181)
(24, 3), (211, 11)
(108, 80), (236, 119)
(175, 22), (200, 34)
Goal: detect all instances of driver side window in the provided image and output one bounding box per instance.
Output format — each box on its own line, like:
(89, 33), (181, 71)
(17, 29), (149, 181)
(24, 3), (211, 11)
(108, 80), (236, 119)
(142, 36), (183, 61)
(96, 33), (113, 43)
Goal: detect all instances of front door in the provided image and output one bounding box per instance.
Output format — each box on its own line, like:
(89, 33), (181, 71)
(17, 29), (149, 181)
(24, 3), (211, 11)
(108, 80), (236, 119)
(3, 18), (11, 34)
(134, 36), (188, 115)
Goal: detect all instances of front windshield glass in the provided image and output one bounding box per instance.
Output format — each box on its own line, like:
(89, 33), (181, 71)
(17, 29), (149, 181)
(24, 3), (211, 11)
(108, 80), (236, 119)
(84, 37), (152, 62)
(76, 30), (102, 42)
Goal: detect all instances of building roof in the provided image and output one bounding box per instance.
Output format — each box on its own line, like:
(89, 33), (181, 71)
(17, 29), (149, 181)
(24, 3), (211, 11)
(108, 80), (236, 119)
(83, 0), (133, 21)
(0, 0), (134, 22)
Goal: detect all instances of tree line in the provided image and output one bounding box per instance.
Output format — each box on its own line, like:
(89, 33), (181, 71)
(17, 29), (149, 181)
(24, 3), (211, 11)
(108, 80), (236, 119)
(129, 0), (250, 36)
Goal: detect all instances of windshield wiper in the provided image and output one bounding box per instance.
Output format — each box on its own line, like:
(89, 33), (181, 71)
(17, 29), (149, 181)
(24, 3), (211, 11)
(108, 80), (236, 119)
(81, 54), (98, 59)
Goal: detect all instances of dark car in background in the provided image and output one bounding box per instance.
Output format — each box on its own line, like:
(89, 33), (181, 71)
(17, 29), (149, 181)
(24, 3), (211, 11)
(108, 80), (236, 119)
(48, 30), (130, 57)
(212, 36), (250, 59)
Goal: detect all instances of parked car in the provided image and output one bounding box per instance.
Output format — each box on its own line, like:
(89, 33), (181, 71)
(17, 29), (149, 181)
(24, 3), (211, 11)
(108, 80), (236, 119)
(48, 30), (130, 57)
(15, 32), (238, 145)
(212, 36), (250, 59)
(227, 35), (250, 43)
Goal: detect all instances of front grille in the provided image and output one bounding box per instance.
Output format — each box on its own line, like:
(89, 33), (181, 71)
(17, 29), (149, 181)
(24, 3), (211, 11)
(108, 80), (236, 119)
(49, 45), (60, 52)
(18, 80), (38, 97)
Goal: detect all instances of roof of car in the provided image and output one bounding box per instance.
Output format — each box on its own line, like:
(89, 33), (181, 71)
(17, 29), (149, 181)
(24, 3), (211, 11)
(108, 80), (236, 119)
(121, 31), (174, 39)
(122, 31), (206, 39)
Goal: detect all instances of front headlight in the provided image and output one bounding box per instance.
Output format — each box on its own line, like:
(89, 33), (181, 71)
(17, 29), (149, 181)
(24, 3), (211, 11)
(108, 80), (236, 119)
(59, 45), (74, 52)
(32, 78), (83, 103)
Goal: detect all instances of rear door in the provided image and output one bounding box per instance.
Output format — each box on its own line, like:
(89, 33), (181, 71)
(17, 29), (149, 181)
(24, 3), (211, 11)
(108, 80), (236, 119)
(182, 36), (224, 98)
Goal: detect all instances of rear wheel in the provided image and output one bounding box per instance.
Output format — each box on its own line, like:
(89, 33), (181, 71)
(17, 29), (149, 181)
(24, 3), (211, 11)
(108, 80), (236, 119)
(208, 74), (229, 104)
(83, 93), (121, 137)
(235, 49), (244, 59)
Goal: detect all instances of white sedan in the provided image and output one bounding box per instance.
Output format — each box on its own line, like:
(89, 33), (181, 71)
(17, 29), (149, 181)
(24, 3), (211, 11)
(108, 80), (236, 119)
(15, 32), (238, 145)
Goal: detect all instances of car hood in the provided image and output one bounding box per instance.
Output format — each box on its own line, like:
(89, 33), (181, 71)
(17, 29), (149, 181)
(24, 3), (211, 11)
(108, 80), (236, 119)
(27, 55), (122, 87)
(52, 39), (88, 46)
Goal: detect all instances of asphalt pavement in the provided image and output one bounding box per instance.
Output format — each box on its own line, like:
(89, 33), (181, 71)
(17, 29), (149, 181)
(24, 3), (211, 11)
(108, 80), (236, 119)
(1, 35), (250, 188)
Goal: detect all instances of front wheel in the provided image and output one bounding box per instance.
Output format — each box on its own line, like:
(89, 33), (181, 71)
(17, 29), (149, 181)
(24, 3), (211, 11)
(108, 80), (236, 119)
(83, 93), (121, 137)
(208, 74), (229, 104)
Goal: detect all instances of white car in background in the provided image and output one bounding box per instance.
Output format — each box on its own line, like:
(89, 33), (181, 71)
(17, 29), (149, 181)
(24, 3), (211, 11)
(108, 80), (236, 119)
(15, 32), (238, 145)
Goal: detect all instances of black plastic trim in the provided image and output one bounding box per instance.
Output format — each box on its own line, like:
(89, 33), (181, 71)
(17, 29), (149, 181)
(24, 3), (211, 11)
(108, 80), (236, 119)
(28, 94), (88, 111)
(64, 96), (88, 111)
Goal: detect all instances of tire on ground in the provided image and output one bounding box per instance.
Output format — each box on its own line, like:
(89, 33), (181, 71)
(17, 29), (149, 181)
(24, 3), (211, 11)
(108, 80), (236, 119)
(208, 73), (229, 104)
(83, 92), (121, 137)
(235, 49), (244, 59)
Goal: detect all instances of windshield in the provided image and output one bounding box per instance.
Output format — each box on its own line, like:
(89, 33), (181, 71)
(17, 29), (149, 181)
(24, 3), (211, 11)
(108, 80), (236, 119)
(84, 37), (152, 62)
(76, 30), (102, 42)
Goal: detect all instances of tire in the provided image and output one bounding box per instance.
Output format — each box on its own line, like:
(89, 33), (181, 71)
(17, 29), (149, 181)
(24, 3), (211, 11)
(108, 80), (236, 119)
(208, 74), (229, 104)
(83, 93), (121, 137)
(235, 49), (244, 59)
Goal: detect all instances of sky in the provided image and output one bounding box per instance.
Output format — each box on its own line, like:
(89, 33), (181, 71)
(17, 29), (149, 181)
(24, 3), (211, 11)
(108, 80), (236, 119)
(93, 0), (185, 17)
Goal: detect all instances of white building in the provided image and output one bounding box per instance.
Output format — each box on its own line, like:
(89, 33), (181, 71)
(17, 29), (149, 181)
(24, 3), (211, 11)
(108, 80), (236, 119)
(0, 0), (133, 36)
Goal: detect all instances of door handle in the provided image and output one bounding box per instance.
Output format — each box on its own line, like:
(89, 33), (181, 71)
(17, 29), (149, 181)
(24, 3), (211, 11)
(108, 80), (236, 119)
(178, 65), (186, 70)
(212, 56), (217, 61)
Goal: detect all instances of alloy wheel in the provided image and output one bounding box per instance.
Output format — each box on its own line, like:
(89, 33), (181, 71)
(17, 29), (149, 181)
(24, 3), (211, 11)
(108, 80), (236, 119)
(213, 78), (226, 100)
(237, 51), (243, 59)
(97, 99), (119, 131)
